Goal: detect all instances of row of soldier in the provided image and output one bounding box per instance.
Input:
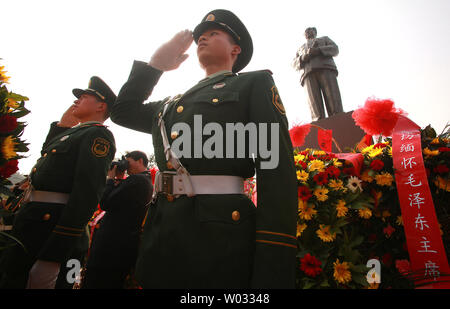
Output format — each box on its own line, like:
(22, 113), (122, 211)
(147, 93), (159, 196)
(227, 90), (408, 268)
(0, 9), (341, 289)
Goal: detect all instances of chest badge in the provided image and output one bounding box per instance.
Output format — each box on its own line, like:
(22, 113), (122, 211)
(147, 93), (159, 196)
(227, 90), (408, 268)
(60, 135), (70, 141)
(213, 82), (226, 90)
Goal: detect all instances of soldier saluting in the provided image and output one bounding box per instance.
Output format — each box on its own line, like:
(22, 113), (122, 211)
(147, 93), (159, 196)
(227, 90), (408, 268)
(0, 77), (116, 289)
(111, 9), (298, 288)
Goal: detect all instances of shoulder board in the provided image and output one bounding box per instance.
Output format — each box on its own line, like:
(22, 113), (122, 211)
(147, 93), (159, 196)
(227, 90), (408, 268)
(238, 69), (273, 76)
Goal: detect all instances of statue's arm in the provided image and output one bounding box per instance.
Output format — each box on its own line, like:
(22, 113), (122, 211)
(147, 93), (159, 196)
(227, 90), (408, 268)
(317, 36), (339, 57)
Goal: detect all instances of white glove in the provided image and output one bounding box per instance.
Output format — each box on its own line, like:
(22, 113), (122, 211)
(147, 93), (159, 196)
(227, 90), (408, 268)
(26, 260), (61, 289)
(148, 30), (193, 71)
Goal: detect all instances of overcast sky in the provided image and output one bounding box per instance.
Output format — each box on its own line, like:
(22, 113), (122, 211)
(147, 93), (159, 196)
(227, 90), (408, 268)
(3, 0), (450, 174)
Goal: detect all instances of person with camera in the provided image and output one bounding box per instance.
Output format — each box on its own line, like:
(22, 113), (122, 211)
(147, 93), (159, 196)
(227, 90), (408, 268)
(82, 151), (153, 289)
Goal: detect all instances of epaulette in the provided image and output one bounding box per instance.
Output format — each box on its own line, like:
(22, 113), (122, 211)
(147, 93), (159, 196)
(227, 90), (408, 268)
(238, 69), (273, 75)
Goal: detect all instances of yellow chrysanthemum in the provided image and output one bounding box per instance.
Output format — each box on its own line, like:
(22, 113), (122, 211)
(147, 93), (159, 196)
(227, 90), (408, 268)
(0, 65), (10, 84)
(361, 144), (374, 154)
(294, 154), (306, 163)
(296, 170), (309, 182)
(375, 172), (394, 186)
(396, 216), (403, 226)
(1, 136), (18, 160)
(297, 223), (307, 237)
(382, 210), (391, 218)
(368, 148), (383, 158)
(332, 158), (343, 168)
(316, 225), (336, 242)
(361, 169), (373, 183)
(308, 159), (325, 172)
(299, 201), (317, 220)
(423, 147), (439, 157)
(335, 200), (348, 218)
(6, 98), (20, 109)
(333, 260), (352, 284)
(358, 207), (372, 219)
(312, 150), (326, 156)
(431, 138), (440, 145)
(328, 179), (345, 191)
(435, 176), (450, 192)
(314, 187), (329, 202)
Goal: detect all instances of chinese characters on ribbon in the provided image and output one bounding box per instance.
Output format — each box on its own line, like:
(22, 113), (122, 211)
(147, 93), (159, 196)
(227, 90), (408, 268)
(392, 116), (450, 288)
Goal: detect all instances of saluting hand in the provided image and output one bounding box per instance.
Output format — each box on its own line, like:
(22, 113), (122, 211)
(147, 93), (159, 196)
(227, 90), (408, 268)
(148, 30), (193, 71)
(57, 105), (79, 128)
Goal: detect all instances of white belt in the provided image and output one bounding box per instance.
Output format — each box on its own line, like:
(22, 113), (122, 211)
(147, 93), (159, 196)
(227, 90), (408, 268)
(27, 190), (70, 204)
(154, 171), (244, 196)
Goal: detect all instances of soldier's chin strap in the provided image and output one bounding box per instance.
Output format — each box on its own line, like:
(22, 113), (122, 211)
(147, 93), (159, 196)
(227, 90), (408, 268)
(157, 97), (195, 197)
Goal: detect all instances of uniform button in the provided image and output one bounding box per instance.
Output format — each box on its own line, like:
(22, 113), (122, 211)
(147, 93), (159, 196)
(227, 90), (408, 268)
(167, 195), (174, 202)
(32, 167), (37, 173)
(177, 106), (184, 113)
(171, 131), (179, 139)
(51, 149), (56, 153)
(42, 213), (51, 221)
(166, 162), (173, 169)
(232, 211), (240, 222)
(43, 153), (47, 157)
(212, 98), (219, 103)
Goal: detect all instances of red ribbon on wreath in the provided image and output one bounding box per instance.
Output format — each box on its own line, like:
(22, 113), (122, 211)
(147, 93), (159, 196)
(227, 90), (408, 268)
(392, 115), (450, 288)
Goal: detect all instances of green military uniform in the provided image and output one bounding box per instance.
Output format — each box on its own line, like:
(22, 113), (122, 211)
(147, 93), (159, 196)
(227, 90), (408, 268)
(111, 10), (298, 288)
(0, 77), (116, 288)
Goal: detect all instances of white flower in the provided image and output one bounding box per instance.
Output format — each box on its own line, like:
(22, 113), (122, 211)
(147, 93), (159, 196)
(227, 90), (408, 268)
(346, 176), (363, 193)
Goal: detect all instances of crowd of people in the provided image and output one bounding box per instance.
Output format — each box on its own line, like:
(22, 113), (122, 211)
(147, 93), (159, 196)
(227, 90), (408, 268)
(0, 9), (299, 289)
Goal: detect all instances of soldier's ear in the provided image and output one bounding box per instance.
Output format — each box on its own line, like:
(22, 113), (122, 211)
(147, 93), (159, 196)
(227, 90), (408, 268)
(231, 45), (241, 56)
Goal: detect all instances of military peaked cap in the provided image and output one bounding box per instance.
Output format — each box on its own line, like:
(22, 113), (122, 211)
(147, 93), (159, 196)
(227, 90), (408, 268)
(193, 9), (253, 73)
(72, 76), (116, 107)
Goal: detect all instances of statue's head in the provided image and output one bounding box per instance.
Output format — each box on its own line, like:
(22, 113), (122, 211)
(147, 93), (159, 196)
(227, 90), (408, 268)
(305, 27), (317, 39)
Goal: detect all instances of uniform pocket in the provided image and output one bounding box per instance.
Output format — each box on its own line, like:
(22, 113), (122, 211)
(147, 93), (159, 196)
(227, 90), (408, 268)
(195, 194), (255, 225)
(193, 91), (239, 106)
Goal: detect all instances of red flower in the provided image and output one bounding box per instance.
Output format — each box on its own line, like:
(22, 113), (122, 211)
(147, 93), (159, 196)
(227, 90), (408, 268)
(313, 172), (329, 185)
(373, 143), (387, 149)
(395, 259), (411, 276)
(149, 167), (159, 185)
(300, 253), (322, 277)
(370, 159), (384, 171)
(289, 124), (311, 147)
(0, 159), (19, 178)
(382, 253), (393, 267)
(298, 186), (312, 201)
(438, 147), (450, 152)
(352, 97), (407, 136)
(368, 234), (377, 242)
(326, 166), (340, 178)
(0, 115), (18, 132)
(383, 224), (396, 238)
(296, 160), (307, 169)
(433, 164), (449, 174)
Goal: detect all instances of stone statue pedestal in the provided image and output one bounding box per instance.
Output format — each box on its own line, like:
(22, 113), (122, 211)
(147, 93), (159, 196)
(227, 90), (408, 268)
(299, 111), (367, 153)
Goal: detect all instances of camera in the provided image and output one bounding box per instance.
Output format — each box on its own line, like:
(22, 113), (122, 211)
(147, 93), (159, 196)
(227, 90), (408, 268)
(110, 156), (129, 173)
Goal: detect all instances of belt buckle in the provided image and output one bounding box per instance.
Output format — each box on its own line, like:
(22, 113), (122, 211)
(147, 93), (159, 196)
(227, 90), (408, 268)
(162, 171), (176, 201)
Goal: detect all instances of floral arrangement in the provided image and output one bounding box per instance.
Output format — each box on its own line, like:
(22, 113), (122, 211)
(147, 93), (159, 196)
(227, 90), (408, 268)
(0, 62), (30, 197)
(294, 97), (449, 288)
(295, 148), (377, 288)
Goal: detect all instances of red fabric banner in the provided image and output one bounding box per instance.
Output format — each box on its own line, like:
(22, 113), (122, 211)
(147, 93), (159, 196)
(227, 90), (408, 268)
(335, 153), (364, 177)
(318, 129), (333, 153)
(392, 115), (450, 288)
